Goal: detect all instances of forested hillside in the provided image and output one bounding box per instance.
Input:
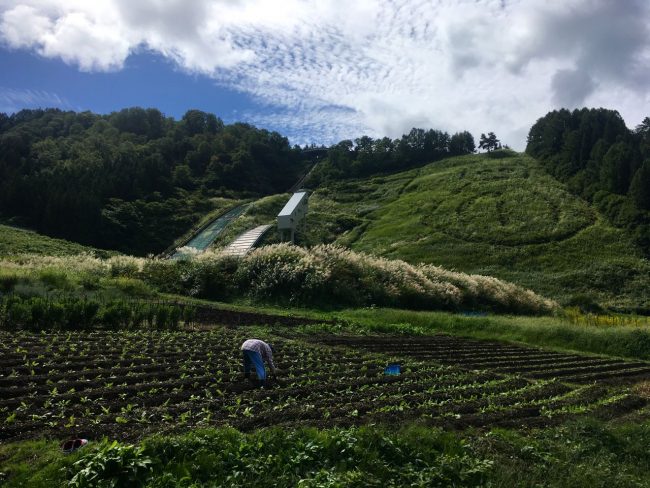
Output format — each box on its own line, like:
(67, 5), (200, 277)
(0, 108), (306, 255)
(0, 108), (479, 255)
(526, 108), (650, 255)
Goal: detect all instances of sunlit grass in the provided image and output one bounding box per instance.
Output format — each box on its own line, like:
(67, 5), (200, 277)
(305, 153), (650, 310)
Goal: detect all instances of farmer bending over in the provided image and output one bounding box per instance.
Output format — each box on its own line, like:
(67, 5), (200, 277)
(241, 339), (277, 387)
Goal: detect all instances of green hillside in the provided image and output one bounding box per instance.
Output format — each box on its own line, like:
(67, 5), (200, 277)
(4, 150), (645, 310)
(0, 224), (111, 257)
(304, 152), (650, 309)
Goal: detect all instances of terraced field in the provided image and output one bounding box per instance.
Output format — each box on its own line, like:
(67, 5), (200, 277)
(0, 328), (646, 443)
(307, 335), (650, 383)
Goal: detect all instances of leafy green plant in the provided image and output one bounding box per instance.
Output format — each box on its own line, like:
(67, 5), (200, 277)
(68, 441), (154, 487)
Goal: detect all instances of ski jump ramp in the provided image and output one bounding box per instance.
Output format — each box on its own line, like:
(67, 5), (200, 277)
(222, 224), (273, 257)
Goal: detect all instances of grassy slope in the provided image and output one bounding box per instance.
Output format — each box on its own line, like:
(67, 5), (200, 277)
(305, 153), (650, 308)
(0, 224), (112, 257)
(333, 307), (650, 361)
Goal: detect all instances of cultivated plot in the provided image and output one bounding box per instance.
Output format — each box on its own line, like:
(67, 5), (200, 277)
(0, 328), (645, 442)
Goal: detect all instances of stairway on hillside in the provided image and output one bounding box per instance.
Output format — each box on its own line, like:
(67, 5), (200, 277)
(222, 224), (273, 257)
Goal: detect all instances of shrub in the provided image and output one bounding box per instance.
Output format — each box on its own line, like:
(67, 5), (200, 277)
(108, 256), (142, 278)
(39, 269), (72, 290)
(11, 281), (48, 298)
(182, 305), (196, 327)
(234, 244), (329, 302)
(153, 305), (170, 330)
(230, 244), (554, 314)
(98, 302), (133, 329)
(0, 296), (186, 331)
(565, 294), (604, 314)
(79, 273), (101, 291)
(0, 270), (20, 293)
(109, 277), (153, 298)
(4, 297), (30, 330)
(140, 260), (184, 294)
(63, 299), (100, 330)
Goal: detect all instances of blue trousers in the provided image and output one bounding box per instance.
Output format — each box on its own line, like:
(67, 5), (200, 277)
(242, 350), (266, 381)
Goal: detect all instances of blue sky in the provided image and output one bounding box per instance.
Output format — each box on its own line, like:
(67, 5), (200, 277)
(0, 48), (261, 126)
(1, 0), (648, 149)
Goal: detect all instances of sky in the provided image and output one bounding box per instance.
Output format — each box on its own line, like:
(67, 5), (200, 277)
(0, 0), (649, 150)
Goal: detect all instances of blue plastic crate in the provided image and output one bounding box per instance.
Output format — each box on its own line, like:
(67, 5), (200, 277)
(384, 363), (401, 376)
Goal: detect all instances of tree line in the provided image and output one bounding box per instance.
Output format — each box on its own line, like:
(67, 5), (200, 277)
(309, 129), (475, 182)
(0, 108), (306, 255)
(526, 108), (650, 255)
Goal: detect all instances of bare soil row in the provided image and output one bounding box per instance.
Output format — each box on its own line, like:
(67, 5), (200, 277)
(0, 329), (646, 443)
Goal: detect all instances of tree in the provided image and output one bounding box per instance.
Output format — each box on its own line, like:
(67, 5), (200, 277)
(479, 132), (500, 152)
(600, 142), (637, 194)
(449, 131), (475, 155)
(630, 163), (650, 210)
(635, 117), (650, 136)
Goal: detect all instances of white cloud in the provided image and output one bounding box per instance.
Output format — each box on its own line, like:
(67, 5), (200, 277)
(1, 0), (649, 149)
(0, 86), (72, 113)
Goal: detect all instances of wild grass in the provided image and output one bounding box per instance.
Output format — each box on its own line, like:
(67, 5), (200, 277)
(333, 307), (650, 360)
(0, 224), (111, 257)
(0, 244), (557, 315)
(564, 308), (650, 328)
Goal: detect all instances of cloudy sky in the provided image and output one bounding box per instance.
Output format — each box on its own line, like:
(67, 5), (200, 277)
(0, 0), (648, 149)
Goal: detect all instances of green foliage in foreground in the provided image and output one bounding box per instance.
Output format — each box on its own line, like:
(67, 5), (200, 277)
(3, 419), (650, 487)
(330, 307), (650, 361)
(305, 153), (650, 310)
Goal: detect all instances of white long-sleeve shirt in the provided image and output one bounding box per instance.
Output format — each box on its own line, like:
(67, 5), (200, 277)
(241, 339), (276, 370)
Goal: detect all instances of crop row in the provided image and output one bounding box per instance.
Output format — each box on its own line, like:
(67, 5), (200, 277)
(0, 329), (645, 442)
(303, 334), (650, 383)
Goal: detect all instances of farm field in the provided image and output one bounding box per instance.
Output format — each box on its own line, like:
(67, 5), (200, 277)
(305, 334), (650, 384)
(1, 326), (647, 444)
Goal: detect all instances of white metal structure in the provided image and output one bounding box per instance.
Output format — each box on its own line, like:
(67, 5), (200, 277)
(277, 190), (308, 243)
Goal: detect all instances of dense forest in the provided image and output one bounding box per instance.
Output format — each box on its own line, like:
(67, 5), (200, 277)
(309, 129), (475, 183)
(526, 108), (650, 255)
(0, 108), (306, 255)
